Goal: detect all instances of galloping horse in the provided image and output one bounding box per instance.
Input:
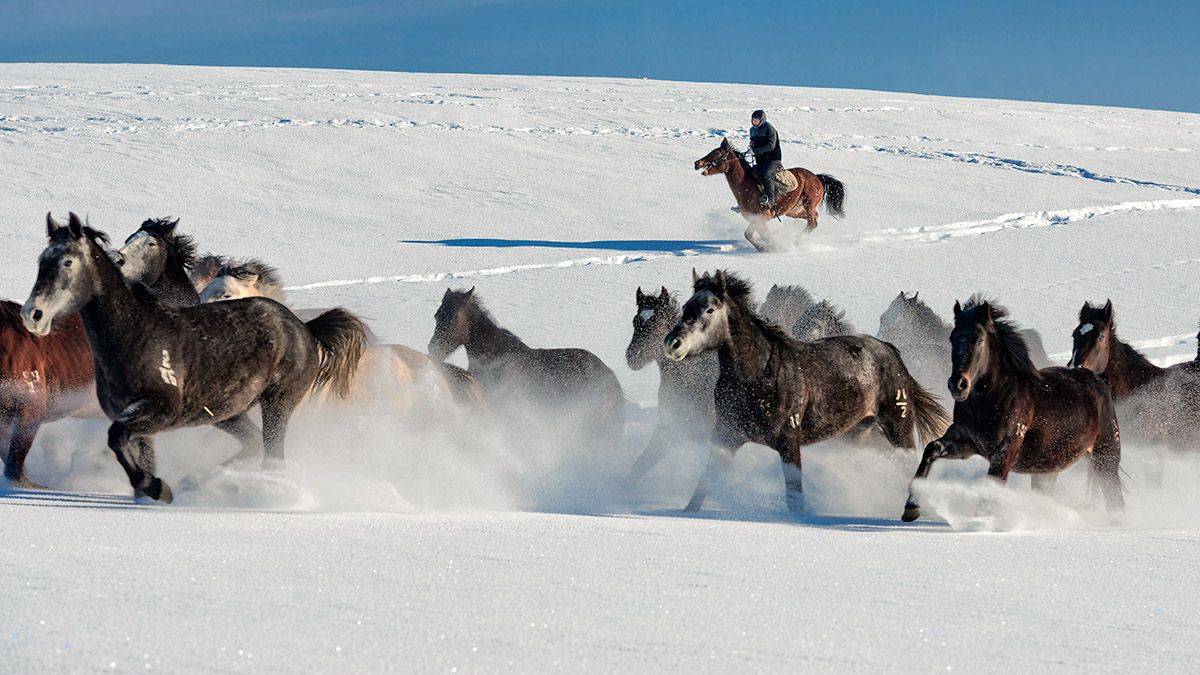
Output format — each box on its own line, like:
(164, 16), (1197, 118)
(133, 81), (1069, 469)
(0, 302), (98, 488)
(429, 288), (625, 451)
(110, 218), (201, 306)
(902, 297), (1124, 522)
(22, 213), (368, 502)
(695, 138), (846, 251)
(1069, 300), (1200, 447)
(196, 258), (486, 414)
(664, 270), (949, 513)
(624, 286), (718, 484)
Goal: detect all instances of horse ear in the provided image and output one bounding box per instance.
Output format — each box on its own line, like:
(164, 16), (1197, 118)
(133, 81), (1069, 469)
(443, 288), (452, 299)
(67, 212), (85, 239)
(659, 286), (670, 302)
(721, 138), (730, 148)
(715, 269), (728, 290)
(161, 218), (179, 236)
(636, 287), (645, 302)
(953, 300), (962, 319)
(466, 287), (475, 299)
(46, 212), (61, 238)
(913, 291), (919, 301)
(1102, 299), (1113, 323)
(692, 268), (701, 284)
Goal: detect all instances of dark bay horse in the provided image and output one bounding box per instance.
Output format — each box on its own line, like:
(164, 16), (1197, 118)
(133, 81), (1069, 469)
(695, 138), (846, 251)
(664, 270), (949, 513)
(624, 286), (718, 484)
(429, 288), (625, 450)
(902, 297), (1124, 522)
(111, 218), (201, 306)
(21, 213), (368, 503)
(878, 291), (1054, 392)
(1069, 300), (1200, 446)
(1, 301), (98, 488)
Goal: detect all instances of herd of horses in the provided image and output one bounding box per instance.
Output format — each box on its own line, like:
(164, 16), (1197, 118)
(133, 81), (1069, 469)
(4, 210), (1200, 520)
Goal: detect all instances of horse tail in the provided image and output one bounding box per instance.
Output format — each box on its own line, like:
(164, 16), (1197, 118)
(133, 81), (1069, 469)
(817, 174), (846, 219)
(305, 308), (370, 399)
(908, 380), (951, 448)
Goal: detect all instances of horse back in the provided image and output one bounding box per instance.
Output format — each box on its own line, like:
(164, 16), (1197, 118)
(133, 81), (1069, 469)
(1023, 367), (1116, 463)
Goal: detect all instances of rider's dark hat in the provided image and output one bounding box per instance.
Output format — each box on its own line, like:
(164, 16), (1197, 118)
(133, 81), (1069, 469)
(751, 109), (765, 120)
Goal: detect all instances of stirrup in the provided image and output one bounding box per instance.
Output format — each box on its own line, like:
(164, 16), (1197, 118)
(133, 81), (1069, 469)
(730, 205), (741, 214)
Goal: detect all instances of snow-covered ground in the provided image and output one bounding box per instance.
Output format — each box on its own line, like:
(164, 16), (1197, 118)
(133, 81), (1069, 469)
(2, 64), (1199, 673)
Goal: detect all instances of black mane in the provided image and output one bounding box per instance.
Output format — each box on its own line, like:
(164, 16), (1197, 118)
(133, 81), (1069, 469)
(695, 270), (788, 343)
(960, 294), (1041, 380)
(138, 218), (197, 272)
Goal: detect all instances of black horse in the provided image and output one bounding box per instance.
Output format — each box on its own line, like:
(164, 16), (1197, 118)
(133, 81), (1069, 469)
(1069, 299), (1200, 447)
(664, 270), (949, 513)
(428, 287), (625, 451)
(21, 213), (368, 503)
(624, 286), (718, 484)
(902, 297), (1124, 522)
(111, 217), (201, 306)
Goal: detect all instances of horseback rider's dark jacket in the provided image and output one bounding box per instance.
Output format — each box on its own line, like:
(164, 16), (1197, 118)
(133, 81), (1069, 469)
(749, 120), (781, 163)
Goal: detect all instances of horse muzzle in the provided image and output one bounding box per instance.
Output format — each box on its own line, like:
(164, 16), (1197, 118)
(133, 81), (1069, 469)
(948, 375), (972, 402)
(662, 335), (689, 362)
(20, 299), (53, 337)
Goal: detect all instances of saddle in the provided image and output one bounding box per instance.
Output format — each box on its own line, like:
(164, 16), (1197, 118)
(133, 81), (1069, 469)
(771, 168), (799, 194)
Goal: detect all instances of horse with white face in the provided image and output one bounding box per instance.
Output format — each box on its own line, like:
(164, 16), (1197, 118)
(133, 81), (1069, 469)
(663, 269), (949, 514)
(22, 213), (368, 503)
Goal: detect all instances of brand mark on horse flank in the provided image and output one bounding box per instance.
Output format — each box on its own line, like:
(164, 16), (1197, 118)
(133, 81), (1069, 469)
(788, 412), (802, 429)
(21, 369), (41, 393)
(1078, 323), (1094, 336)
(895, 388), (908, 418)
(160, 349), (178, 387)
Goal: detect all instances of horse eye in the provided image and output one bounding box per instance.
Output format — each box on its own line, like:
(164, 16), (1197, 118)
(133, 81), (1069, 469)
(63, 259), (73, 267)
(705, 308), (715, 314)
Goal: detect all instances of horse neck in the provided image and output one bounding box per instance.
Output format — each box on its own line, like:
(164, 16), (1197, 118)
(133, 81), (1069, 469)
(154, 257), (201, 306)
(77, 243), (155, 357)
(717, 302), (777, 380)
(723, 159), (761, 206)
(463, 306), (529, 363)
(1105, 336), (1165, 397)
(972, 331), (1035, 400)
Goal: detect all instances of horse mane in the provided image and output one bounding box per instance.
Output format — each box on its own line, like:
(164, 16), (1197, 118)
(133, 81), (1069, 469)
(696, 270), (788, 342)
(138, 218), (197, 272)
(218, 258), (286, 303)
(51, 223), (111, 248)
(960, 295), (1041, 380)
(462, 292), (528, 348)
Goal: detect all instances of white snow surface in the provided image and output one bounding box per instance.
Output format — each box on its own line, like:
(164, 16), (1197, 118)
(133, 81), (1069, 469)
(2, 64), (1200, 673)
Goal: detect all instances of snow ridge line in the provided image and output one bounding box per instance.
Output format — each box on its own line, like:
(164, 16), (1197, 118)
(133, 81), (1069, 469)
(858, 198), (1200, 242)
(283, 246), (734, 292)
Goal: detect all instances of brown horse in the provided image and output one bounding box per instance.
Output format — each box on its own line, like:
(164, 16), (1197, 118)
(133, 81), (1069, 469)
(694, 138), (845, 251)
(902, 297), (1124, 522)
(1, 301), (98, 488)
(1069, 300), (1200, 447)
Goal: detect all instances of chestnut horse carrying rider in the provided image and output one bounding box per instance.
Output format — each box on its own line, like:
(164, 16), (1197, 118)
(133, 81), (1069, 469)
(748, 109), (783, 210)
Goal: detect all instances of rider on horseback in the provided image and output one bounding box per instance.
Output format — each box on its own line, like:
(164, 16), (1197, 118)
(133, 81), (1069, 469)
(748, 109), (783, 210)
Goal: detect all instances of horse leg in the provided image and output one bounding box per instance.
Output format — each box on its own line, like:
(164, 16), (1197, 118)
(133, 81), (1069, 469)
(260, 392), (304, 470)
(778, 440), (805, 514)
(1091, 422), (1126, 514)
(743, 222), (774, 252)
(215, 412), (264, 468)
(4, 415), (47, 489)
(902, 438), (945, 521)
(626, 421), (676, 486)
(803, 191), (819, 233)
(684, 427), (740, 512)
(107, 415), (173, 504)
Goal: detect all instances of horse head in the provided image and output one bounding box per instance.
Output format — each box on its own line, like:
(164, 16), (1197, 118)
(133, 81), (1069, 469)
(199, 259), (284, 304)
(190, 254), (228, 293)
(664, 269), (737, 361)
(23, 213), (111, 336)
(429, 287), (476, 362)
(626, 286), (677, 370)
(694, 138), (742, 176)
(1069, 300), (1115, 372)
(110, 217), (182, 286)
(948, 299), (997, 401)
(792, 300), (852, 342)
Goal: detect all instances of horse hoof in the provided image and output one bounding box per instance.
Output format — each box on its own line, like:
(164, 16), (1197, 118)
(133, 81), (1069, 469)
(136, 478), (174, 504)
(5, 475), (48, 491)
(901, 506), (920, 522)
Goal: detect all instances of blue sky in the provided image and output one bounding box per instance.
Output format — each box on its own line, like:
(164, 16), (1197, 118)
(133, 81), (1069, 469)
(3, 0), (1197, 114)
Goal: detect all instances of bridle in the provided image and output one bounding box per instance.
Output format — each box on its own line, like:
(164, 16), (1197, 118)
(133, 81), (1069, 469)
(700, 145), (746, 172)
